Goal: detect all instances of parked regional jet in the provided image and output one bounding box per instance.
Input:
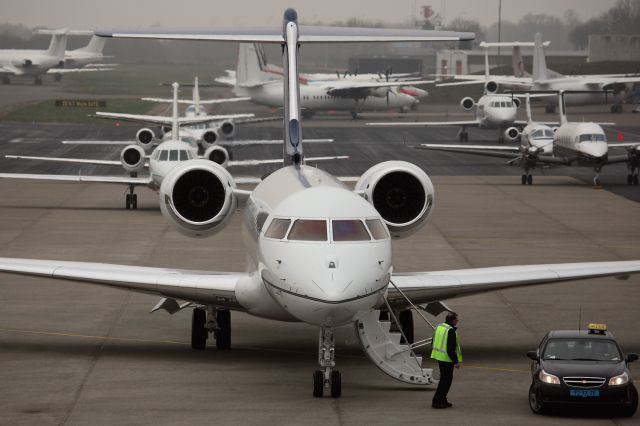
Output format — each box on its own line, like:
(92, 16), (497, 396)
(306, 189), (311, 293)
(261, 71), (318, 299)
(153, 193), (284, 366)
(0, 29), (67, 85)
(0, 83), (344, 209)
(416, 92), (640, 186)
(1, 11), (640, 400)
(221, 43), (427, 119)
(441, 33), (640, 111)
(35, 29), (114, 70)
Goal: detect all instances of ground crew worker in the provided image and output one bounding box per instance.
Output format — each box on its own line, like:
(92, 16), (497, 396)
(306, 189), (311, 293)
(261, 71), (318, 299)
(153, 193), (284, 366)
(430, 312), (462, 409)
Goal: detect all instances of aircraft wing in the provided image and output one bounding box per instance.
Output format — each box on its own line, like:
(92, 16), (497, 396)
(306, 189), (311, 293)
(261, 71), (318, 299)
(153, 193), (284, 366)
(367, 120), (480, 128)
(94, 112), (254, 126)
(415, 144), (521, 160)
(5, 155), (128, 167)
(0, 65), (21, 75)
(233, 116), (282, 125)
(227, 155), (348, 166)
(0, 173), (153, 186)
(608, 142), (640, 149)
(388, 260), (640, 308)
(436, 75), (533, 88)
(221, 138), (332, 146)
(47, 68), (116, 74)
(323, 80), (433, 98)
(62, 140), (135, 145)
(140, 97), (251, 104)
(0, 258), (247, 310)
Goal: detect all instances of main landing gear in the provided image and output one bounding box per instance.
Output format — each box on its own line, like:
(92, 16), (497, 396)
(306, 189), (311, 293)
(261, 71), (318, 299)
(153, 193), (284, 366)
(125, 185), (138, 209)
(313, 327), (341, 398)
(521, 171), (533, 185)
(593, 169), (602, 187)
(627, 166), (639, 185)
(191, 307), (231, 350)
(457, 128), (469, 142)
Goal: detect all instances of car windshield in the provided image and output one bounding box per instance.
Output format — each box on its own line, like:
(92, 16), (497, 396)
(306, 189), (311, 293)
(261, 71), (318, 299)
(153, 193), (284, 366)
(542, 338), (621, 362)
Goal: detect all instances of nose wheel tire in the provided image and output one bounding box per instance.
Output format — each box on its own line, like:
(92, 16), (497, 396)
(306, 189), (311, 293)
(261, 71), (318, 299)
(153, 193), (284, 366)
(313, 370), (324, 397)
(528, 384), (546, 414)
(330, 370), (342, 398)
(527, 174), (533, 185)
(125, 193), (138, 210)
(191, 308), (207, 350)
(458, 131), (469, 142)
(629, 174), (639, 185)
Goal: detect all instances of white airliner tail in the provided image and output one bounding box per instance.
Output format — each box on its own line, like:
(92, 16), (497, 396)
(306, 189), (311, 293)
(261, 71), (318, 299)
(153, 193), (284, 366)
(77, 35), (107, 54)
(532, 33), (548, 82)
(192, 76), (201, 114)
(236, 43), (271, 88)
(46, 31), (68, 59)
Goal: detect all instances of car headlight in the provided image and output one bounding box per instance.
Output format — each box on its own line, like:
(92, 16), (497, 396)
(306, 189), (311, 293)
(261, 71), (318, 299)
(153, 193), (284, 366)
(608, 372), (629, 386)
(539, 369), (560, 385)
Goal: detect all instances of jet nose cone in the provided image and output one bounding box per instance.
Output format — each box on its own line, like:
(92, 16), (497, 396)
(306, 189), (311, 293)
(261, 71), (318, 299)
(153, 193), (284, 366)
(583, 142), (608, 159)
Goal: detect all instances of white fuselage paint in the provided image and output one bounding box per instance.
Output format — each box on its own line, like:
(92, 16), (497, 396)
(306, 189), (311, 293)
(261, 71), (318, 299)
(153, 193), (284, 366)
(234, 165), (392, 327)
(520, 123), (554, 155)
(241, 81), (419, 112)
(147, 140), (201, 189)
(0, 50), (63, 77)
(553, 122), (608, 167)
(473, 95), (518, 129)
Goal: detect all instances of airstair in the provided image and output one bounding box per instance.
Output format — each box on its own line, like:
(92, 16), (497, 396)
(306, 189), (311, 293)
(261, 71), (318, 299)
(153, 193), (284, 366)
(355, 282), (442, 385)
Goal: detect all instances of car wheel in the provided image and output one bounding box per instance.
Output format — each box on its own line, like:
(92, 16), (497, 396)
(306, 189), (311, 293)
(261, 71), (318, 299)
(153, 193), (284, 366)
(529, 384), (546, 414)
(621, 385), (638, 417)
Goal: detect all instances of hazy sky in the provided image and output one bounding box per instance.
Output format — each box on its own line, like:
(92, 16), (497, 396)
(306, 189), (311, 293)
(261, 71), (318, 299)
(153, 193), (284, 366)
(0, 0), (615, 28)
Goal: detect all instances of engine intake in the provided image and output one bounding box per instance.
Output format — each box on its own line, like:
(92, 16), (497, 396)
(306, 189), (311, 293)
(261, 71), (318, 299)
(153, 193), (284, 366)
(120, 145), (146, 173)
(485, 80), (498, 94)
(355, 161), (435, 239)
(136, 128), (156, 149)
(201, 129), (219, 147)
(160, 160), (236, 237)
(219, 121), (236, 139)
(460, 97), (475, 111)
(204, 145), (229, 167)
(505, 127), (520, 142)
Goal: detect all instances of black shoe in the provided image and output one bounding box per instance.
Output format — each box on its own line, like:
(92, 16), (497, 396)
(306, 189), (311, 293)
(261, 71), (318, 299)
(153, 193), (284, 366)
(432, 403), (447, 409)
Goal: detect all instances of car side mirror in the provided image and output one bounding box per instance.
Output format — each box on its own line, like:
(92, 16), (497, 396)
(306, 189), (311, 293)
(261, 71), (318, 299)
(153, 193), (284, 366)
(626, 353), (638, 363)
(526, 351), (539, 361)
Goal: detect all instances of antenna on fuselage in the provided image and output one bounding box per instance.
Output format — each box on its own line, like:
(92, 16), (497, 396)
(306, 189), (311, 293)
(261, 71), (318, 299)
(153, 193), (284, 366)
(171, 82), (180, 140)
(281, 8), (303, 167)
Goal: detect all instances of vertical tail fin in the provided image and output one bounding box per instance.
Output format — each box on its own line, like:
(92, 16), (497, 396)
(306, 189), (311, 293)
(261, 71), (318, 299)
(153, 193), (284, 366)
(192, 76), (201, 115)
(78, 35), (106, 54)
(172, 82), (180, 140)
(46, 31), (68, 59)
(532, 33), (548, 82)
(236, 43), (270, 87)
(512, 46), (526, 77)
(558, 90), (567, 126)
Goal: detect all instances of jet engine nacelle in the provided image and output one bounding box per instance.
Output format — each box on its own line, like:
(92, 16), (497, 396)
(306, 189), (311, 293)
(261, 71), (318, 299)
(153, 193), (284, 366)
(484, 80), (498, 94)
(160, 160), (237, 238)
(355, 161), (435, 239)
(203, 145), (230, 167)
(505, 127), (520, 142)
(219, 121), (236, 139)
(460, 97), (475, 111)
(201, 129), (220, 148)
(136, 128), (156, 149)
(120, 145), (146, 173)
(22, 59), (33, 67)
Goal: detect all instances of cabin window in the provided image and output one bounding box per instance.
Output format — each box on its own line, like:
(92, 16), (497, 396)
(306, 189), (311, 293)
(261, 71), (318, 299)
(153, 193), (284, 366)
(365, 219), (390, 240)
(332, 220), (370, 242)
(264, 218), (291, 239)
(288, 219), (327, 241)
(159, 150), (168, 161)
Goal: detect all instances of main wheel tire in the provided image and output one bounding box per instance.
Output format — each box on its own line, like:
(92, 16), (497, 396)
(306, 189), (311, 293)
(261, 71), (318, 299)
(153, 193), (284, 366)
(521, 175), (527, 185)
(399, 310), (414, 344)
(313, 370), (324, 398)
(527, 174), (533, 185)
(125, 194), (131, 210)
(634, 175), (639, 185)
(463, 132), (469, 142)
(215, 310), (231, 350)
(191, 308), (207, 350)
(132, 194), (138, 210)
(330, 370), (342, 398)
(628, 175), (634, 185)
(621, 385), (638, 417)
(529, 384), (546, 414)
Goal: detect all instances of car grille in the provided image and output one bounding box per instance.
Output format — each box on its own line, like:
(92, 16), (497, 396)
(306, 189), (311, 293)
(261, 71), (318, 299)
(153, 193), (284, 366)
(563, 376), (606, 388)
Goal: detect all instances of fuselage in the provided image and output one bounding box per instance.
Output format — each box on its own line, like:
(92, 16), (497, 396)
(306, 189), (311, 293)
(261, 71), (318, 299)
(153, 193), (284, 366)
(474, 95), (518, 129)
(534, 80), (611, 106)
(0, 50), (62, 76)
(236, 165), (393, 327)
(553, 122), (608, 167)
(241, 81), (419, 112)
(148, 140), (200, 188)
(521, 123), (554, 155)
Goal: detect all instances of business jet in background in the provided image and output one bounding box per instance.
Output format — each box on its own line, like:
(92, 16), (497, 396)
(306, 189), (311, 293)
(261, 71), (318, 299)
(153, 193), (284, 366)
(1, 11), (639, 400)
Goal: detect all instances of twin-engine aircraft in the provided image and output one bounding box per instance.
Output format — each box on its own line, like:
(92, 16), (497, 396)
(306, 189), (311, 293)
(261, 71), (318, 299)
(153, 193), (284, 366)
(0, 11), (640, 400)
(416, 91), (640, 186)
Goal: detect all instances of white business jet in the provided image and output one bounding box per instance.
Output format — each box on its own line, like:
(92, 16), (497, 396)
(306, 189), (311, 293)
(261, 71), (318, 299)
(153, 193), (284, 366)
(0, 11), (640, 400)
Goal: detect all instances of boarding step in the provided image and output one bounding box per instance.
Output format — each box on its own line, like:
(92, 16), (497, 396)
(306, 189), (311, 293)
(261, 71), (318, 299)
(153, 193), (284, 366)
(354, 309), (433, 385)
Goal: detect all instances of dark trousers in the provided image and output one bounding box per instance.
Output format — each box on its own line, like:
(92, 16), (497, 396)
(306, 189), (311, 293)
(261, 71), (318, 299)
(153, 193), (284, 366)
(433, 361), (455, 404)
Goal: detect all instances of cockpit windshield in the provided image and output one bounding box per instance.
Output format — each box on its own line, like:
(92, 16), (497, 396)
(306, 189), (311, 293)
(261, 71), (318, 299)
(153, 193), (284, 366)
(531, 129), (553, 139)
(288, 219), (327, 241)
(542, 339), (621, 362)
(332, 220), (370, 242)
(263, 217), (391, 242)
(153, 149), (194, 161)
(579, 133), (606, 143)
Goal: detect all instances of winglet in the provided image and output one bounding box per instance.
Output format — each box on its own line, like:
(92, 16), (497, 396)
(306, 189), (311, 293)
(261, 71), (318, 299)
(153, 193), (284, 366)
(172, 82), (180, 140)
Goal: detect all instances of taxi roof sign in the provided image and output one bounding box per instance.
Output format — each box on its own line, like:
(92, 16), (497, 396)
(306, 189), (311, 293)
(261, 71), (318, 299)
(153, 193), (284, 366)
(588, 323), (607, 334)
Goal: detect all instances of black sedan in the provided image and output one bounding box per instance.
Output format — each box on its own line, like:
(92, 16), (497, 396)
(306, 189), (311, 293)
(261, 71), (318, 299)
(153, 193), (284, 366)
(527, 327), (638, 417)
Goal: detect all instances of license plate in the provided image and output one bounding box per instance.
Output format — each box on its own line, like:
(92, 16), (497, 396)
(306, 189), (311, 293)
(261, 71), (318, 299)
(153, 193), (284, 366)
(570, 389), (599, 397)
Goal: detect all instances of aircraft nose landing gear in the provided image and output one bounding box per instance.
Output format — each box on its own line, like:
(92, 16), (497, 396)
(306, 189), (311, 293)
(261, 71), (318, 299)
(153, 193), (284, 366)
(313, 327), (341, 398)
(593, 168), (602, 188)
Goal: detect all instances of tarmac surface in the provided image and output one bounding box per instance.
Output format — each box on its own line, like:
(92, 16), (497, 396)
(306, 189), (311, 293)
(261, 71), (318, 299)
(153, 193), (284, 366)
(0, 112), (639, 424)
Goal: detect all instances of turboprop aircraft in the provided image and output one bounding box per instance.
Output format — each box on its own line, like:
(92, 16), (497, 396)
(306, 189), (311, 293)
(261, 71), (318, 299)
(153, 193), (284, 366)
(220, 43), (427, 119)
(440, 33), (640, 112)
(415, 91), (640, 186)
(0, 82), (344, 209)
(1, 10), (640, 400)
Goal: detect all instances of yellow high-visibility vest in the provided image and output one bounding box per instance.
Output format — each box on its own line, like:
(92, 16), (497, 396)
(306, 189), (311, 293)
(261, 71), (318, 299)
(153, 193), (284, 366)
(430, 323), (462, 363)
